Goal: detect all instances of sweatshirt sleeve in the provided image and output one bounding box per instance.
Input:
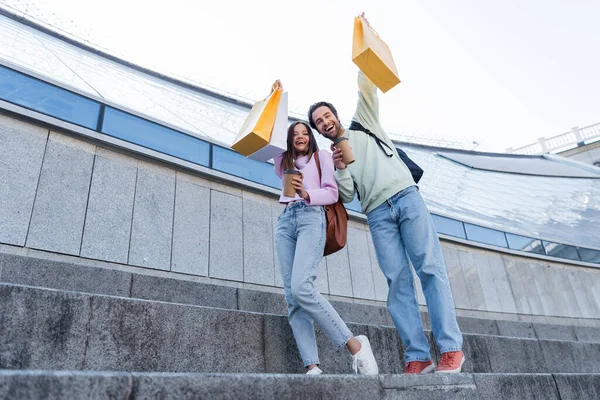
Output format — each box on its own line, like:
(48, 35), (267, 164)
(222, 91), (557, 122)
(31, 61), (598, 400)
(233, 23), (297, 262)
(352, 70), (399, 158)
(353, 70), (380, 131)
(334, 168), (356, 203)
(305, 151), (339, 206)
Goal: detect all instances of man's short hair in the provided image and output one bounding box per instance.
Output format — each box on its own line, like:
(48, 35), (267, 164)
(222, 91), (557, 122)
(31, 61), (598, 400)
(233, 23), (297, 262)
(308, 101), (339, 130)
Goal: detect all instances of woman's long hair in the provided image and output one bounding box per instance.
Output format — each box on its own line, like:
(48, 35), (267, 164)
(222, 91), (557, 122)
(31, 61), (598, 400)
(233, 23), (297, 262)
(282, 121), (320, 171)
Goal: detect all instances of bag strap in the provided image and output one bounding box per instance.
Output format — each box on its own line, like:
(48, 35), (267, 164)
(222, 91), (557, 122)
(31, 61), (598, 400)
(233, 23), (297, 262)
(313, 151), (323, 184)
(349, 121), (394, 158)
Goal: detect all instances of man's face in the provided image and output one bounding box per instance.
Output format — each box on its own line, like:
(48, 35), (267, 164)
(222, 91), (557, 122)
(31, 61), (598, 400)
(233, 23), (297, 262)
(312, 106), (341, 140)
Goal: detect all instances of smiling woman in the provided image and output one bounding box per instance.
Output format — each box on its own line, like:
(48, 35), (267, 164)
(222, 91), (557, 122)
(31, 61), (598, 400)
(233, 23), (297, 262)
(269, 79), (379, 374)
(280, 121), (319, 172)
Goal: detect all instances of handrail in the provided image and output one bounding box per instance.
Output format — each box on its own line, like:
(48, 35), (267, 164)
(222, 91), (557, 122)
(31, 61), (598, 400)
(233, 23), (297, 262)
(507, 122), (600, 155)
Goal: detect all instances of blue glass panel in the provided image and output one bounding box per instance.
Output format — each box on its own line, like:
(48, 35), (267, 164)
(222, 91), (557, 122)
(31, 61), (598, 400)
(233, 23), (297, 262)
(431, 214), (466, 239)
(464, 223), (508, 248)
(576, 247), (600, 263)
(212, 146), (281, 189)
(0, 65), (100, 129)
(102, 107), (210, 166)
(345, 194), (362, 213)
(542, 241), (580, 261)
(506, 233), (545, 255)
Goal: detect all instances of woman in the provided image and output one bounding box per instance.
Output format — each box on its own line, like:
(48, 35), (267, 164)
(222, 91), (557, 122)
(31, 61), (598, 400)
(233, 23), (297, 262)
(272, 80), (378, 375)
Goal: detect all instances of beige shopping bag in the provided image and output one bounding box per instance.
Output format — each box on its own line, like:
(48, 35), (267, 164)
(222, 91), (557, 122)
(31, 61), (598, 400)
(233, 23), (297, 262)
(352, 15), (401, 93)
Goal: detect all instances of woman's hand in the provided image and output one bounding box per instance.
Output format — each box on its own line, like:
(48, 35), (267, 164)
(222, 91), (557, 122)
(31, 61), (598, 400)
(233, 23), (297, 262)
(271, 79), (283, 94)
(360, 12), (369, 24)
(292, 173), (309, 200)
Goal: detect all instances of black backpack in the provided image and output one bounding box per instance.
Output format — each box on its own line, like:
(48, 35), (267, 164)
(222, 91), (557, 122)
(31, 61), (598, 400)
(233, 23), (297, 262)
(349, 120), (424, 183)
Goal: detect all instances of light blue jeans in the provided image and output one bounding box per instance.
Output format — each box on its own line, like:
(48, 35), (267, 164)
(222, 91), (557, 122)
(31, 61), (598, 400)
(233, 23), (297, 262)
(367, 185), (462, 362)
(275, 201), (353, 367)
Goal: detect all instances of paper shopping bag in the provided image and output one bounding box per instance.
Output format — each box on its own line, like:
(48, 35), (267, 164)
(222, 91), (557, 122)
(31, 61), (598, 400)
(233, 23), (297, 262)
(232, 89), (282, 156)
(352, 16), (400, 93)
(248, 90), (288, 162)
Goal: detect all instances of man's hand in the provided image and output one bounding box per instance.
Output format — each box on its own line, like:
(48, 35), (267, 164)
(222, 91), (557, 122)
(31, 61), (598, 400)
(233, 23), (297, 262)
(292, 173), (309, 200)
(331, 145), (347, 170)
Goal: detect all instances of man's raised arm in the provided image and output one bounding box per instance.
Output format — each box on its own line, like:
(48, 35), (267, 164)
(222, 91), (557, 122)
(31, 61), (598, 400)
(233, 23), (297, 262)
(353, 70), (380, 131)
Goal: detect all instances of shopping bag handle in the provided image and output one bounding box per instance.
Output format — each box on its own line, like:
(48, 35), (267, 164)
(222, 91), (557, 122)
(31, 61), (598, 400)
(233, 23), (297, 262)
(359, 15), (380, 37)
(266, 87), (283, 101)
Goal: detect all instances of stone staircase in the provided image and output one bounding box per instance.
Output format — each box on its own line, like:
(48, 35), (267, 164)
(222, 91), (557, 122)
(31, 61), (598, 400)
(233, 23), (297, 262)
(1, 252), (599, 399)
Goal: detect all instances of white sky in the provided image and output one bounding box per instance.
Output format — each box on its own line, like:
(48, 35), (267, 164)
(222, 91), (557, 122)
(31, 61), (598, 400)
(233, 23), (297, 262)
(5, 0), (600, 152)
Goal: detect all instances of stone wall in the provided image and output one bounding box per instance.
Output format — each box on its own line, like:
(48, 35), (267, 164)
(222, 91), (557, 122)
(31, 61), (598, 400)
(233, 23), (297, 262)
(1, 113), (599, 325)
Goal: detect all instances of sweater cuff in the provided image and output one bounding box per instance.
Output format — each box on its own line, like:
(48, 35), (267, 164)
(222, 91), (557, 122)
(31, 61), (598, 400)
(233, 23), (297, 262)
(335, 168), (352, 180)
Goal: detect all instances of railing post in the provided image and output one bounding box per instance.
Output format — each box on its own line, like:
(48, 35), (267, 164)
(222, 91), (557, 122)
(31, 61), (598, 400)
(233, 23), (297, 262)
(572, 126), (584, 146)
(538, 137), (549, 153)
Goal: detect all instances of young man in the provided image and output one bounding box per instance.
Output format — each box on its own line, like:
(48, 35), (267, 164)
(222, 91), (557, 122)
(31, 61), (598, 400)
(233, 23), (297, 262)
(308, 70), (465, 374)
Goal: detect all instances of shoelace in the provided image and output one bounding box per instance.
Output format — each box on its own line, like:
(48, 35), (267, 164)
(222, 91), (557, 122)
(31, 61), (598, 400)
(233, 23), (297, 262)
(405, 362), (421, 374)
(438, 352), (456, 368)
(352, 356), (366, 374)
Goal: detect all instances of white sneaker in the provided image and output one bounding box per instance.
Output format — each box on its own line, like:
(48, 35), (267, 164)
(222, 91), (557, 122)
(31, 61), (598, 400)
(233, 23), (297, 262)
(352, 335), (379, 375)
(306, 366), (323, 375)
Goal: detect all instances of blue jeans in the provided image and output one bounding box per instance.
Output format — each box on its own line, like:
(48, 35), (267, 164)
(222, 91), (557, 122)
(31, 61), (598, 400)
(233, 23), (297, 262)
(275, 201), (353, 367)
(367, 186), (462, 362)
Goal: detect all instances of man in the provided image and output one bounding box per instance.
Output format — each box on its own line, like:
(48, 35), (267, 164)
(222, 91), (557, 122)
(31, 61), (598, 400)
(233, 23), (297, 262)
(308, 66), (465, 374)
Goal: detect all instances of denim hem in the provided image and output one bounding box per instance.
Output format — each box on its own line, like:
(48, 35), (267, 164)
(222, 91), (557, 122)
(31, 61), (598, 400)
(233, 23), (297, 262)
(303, 360), (320, 368)
(404, 357), (432, 363)
(439, 347), (462, 354)
(336, 333), (354, 348)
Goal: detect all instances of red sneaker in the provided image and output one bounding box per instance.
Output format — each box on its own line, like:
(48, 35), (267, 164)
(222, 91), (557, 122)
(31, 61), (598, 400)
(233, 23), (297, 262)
(435, 351), (465, 373)
(404, 360), (435, 374)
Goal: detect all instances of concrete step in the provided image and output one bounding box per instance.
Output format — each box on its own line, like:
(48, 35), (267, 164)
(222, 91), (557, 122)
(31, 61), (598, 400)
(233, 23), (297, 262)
(0, 370), (600, 400)
(1, 251), (599, 345)
(1, 371), (599, 400)
(1, 282), (600, 375)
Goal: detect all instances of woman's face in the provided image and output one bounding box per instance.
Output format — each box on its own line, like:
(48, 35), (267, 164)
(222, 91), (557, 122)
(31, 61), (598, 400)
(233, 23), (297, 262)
(293, 124), (310, 155)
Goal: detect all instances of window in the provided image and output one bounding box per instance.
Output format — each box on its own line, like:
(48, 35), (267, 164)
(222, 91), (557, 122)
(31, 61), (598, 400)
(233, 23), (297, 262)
(542, 241), (580, 261)
(102, 107), (210, 167)
(464, 223), (508, 248)
(431, 214), (466, 239)
(0, 65), (100, 129)
(212, 146), (281, 189)
(576, 247), (600, 263)
(506, 233), (545, 255)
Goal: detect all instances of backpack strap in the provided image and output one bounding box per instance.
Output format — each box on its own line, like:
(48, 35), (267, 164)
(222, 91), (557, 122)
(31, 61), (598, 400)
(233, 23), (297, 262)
(349, 120), (394, 157)
(348, 120), (424, 184)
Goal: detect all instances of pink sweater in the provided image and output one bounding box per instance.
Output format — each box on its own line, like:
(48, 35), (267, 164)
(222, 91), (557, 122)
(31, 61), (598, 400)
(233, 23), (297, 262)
(274, 150), (339, 206)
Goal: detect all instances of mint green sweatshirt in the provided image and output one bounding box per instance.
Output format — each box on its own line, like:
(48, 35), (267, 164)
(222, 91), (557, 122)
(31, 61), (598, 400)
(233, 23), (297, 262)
(334, 71), (415, 214)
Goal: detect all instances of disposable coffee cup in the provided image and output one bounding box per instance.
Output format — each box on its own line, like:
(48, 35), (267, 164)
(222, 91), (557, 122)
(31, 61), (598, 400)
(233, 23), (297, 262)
(283, 169), (301, 197)
(333, 137), (355, 165)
